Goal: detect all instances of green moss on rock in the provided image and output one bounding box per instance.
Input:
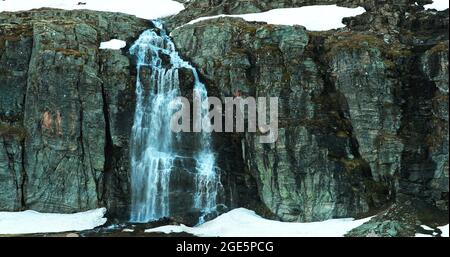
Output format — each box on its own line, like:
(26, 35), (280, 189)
(0, 123), (28, 140)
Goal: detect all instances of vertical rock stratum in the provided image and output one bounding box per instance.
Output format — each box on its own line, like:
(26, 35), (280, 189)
(0, 10), (149, 219)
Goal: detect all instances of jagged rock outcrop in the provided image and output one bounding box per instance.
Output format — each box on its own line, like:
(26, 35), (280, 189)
(345, 194), (448, 237)
(0, 9), (148, 217)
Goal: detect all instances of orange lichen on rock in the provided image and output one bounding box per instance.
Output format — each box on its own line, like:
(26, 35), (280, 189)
(42, 111), (53, 133)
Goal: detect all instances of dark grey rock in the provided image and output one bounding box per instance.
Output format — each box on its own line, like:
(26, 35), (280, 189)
(171, 18), (389, 221)
(0, 9), (148, 214)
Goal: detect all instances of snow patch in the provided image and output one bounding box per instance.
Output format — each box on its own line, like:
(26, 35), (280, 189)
(180, 5), (366, 31)
(0, 208), (107, 235)
(421, 224), (434, 231)
(424, 0), (449, 11)
(145, 208), (373, 237)
(0, 0), (184, 20)
(415, 224), (449, 237)
(100, 39), (126, 50)
(438, 224), (449, 237)
(415, 233), (433, 237)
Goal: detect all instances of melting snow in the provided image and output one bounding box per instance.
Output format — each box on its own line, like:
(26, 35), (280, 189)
(181, 5), (366, 31)
(145, 208), (373, 237)
(100, 39), (127, 50)
(0, 0), (184, 20)
(424, 0), (449, 11)
(0, 208), (107, 235)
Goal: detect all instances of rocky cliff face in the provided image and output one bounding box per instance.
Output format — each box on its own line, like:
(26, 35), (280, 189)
(171, 19), (378, 221)
(0, 0), (448, 234)
(167, 0), (449, 224)
(0, 9), (148, 218)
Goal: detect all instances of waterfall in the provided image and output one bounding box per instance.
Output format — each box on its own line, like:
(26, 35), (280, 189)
(129, 21), (219, 223)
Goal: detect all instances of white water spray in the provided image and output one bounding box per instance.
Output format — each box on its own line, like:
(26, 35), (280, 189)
(130, 21), (219, 223)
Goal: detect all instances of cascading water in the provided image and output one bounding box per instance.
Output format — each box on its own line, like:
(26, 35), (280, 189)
(130, 21), (219, 223)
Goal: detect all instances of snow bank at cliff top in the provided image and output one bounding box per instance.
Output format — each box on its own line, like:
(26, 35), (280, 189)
(0, 0), (185, 19)
(0, 2), (365, 31)
(0, 208), (107, 235)
(181, 5), (366, 31)
(145, 208), (373, 237)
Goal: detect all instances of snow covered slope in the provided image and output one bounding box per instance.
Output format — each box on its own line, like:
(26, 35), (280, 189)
(145, 208), (373, 237)
(0, 208), (107, 235)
